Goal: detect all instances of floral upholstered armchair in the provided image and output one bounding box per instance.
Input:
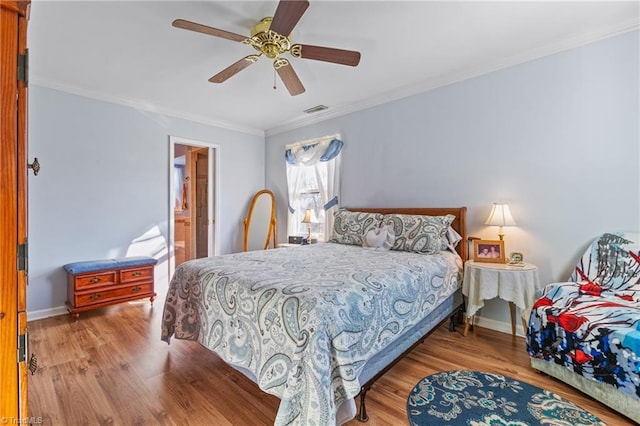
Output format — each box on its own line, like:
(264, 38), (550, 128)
(527, 233), (640, 423)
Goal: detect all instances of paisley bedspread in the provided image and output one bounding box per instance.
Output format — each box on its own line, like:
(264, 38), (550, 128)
(527, 233), (640, 402)
(161, 242), (462, 425)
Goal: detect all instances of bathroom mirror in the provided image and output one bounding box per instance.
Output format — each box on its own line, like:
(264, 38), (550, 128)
(244, 189), (277, 251)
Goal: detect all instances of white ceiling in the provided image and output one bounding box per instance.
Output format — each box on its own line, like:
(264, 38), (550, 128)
(28, 1), (639, 136)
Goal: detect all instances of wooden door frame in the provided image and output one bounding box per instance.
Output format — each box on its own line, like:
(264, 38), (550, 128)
(0, 0), (30, 419)
(190, 149), (208, 259)
(168, 136), (219, 278)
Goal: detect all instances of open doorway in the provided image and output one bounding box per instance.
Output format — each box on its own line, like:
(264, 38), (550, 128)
(169, 136), (219, 278)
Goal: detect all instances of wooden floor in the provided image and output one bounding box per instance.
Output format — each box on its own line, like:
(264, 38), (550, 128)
(27, 298), (634, 425)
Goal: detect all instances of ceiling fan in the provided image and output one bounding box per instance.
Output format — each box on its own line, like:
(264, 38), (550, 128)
(172, 0), (361, 96)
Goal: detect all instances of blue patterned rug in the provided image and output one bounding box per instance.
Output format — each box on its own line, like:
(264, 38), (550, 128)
(407, 370), (605, 426)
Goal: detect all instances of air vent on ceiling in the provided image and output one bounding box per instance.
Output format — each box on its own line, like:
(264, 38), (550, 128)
(303, 105), (328, 114)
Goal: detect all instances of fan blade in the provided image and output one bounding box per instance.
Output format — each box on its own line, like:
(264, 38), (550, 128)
(172, 19), (248, 43)
(291, 44), (361, 66)
(209, 55), (260, 83)
(269, 0), (309, 37)
(274, 58), (305, 96)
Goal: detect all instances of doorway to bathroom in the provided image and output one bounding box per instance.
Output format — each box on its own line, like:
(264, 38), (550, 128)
(169, 136), (219, 278)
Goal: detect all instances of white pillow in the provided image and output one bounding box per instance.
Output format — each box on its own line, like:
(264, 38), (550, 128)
(362, 224), (396, 250)
(441, 227), (463, 252)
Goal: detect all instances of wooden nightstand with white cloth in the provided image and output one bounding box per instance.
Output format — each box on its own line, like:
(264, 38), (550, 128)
(462, 261), (541, 337)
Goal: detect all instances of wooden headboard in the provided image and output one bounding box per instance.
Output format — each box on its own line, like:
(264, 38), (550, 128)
(347, 207), (468, 262)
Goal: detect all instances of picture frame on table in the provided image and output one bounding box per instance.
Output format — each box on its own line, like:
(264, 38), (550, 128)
(473, 240), (505, 263)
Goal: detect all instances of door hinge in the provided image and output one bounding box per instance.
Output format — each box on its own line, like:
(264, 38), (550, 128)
(17, 49), (28, 85)
(17, 332), (26, 363)
(17, 239), (28, 274)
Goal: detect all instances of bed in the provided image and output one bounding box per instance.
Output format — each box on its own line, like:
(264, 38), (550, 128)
(527, 232), (640, 423)
(161, 207), (467, 425)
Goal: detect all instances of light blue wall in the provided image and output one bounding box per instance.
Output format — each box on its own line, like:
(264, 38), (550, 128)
(266, 31), (639, 330)
(28, 31), (639, 325)
(28, 86), (265, 313)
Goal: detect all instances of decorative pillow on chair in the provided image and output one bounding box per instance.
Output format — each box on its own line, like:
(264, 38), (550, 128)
(382, 214), (455, 254)
(571, 232), (640, 291)
(329, 209), (384, 246)
(363, 224), (396, 250)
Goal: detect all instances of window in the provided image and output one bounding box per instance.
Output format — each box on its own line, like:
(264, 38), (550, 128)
(285, 136), (343, 242)
(289, 176), (326, 241)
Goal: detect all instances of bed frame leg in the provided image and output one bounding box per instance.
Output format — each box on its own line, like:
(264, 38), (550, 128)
(448, 315), (456, 332)
(449, 304), (465, 332)
(357, 387), (370, 422)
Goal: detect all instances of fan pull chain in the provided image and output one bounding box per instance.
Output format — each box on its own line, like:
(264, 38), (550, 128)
(273, 69), (277, 90)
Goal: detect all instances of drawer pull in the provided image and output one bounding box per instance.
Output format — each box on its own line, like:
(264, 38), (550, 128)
(89, 277), (101, 284)
(132, 286), (142, 293)
(90, 293), (101, 300)
(132, 271), (143, 277)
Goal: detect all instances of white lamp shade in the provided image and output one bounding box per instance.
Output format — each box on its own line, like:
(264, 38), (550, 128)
(485, 203), (517, 226)
(301, 209), (312, 224)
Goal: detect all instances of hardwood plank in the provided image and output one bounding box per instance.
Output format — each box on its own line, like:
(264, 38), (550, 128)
(28, 298), (634, 425)
(50, 359), (118, 425)
(25, 355), (63, 425)
(145, 370), (233, 425)
(87, 343), (166, 424)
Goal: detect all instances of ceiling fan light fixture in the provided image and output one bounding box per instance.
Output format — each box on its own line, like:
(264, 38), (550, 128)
(172, 0), (361, 96)
(304, 105), (328, 114)
(246, 17), (292, 59)
(250, 17), (273, 37)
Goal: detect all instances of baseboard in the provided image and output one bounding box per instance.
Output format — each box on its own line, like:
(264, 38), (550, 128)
(27, 307), (522, 337)
(27, 305), (68, 321)
(472, 316), (526, 337)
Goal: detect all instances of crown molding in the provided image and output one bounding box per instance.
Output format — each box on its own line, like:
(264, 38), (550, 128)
(29, 76), (265, 137)
(29, 19), (638, 140)
(265, 20), (639, 137)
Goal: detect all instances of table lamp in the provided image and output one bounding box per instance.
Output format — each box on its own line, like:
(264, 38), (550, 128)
(485, 203), (516, 240)
(301, 209), (312, 242)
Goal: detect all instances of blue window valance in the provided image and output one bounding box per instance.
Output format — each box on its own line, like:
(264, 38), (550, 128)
(285, 138), (343, 165)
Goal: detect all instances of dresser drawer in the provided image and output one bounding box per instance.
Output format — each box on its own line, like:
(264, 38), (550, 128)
(120, 266), (153, 283)
(65, 256), (157, 320)
(75, 283), (154, 307)
(74, 271), (116, 290)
